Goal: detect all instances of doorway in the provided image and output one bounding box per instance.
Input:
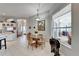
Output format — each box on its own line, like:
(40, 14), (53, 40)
(17, 19), (27, 37)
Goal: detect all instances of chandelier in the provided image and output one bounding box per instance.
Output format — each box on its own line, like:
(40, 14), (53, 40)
(36, 4), (40, 21)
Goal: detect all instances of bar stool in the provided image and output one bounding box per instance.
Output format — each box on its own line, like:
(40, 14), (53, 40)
(0, 38), (7, 50)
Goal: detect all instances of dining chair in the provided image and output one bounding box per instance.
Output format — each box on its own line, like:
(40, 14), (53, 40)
(27, 32), (36, 50)
(37, 34), (45, 49)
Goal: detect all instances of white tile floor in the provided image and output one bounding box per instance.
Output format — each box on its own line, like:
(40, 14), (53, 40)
(0, 35), (55, 56)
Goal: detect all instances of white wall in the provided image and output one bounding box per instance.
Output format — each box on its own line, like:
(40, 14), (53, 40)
(71, 4), (79, 55)
(28, 14), (52, 40)
(0, 22), (2, 29)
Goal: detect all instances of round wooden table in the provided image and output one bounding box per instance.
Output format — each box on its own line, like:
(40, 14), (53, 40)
(32, 37), (40, 48)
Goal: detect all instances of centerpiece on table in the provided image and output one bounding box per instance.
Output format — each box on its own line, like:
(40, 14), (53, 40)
(35, 31), (38, 38)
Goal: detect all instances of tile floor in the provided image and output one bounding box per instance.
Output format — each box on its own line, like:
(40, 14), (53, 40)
(0, 35), (55, 56)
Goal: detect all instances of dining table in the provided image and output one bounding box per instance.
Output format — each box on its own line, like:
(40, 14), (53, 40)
(32, 37), (40, 48)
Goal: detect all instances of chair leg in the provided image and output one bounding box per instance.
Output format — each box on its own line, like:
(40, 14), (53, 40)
(41, 42), (45, 49)
(44, 42), (45, 47)
(27, 43), (30, 48)
(41, 45), (43, 49)
(27, 43), (34, 50)
(32, 46), (33, 50)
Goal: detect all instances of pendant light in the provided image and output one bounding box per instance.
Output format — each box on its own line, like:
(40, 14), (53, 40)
(36, 4), (40, 21)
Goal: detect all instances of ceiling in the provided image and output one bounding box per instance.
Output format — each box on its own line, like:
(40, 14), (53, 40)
(0, 3), (68, 18)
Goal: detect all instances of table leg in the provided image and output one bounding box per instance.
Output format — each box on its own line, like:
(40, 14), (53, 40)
(0, 40), (1, 49)
(36, 40), (38, 48)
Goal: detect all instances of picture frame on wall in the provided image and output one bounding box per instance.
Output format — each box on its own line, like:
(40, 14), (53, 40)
(38, 20), (45, 31)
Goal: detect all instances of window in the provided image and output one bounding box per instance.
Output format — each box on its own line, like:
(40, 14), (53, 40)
(53, 12), (71, 38)
(51, 4), (71, 48)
